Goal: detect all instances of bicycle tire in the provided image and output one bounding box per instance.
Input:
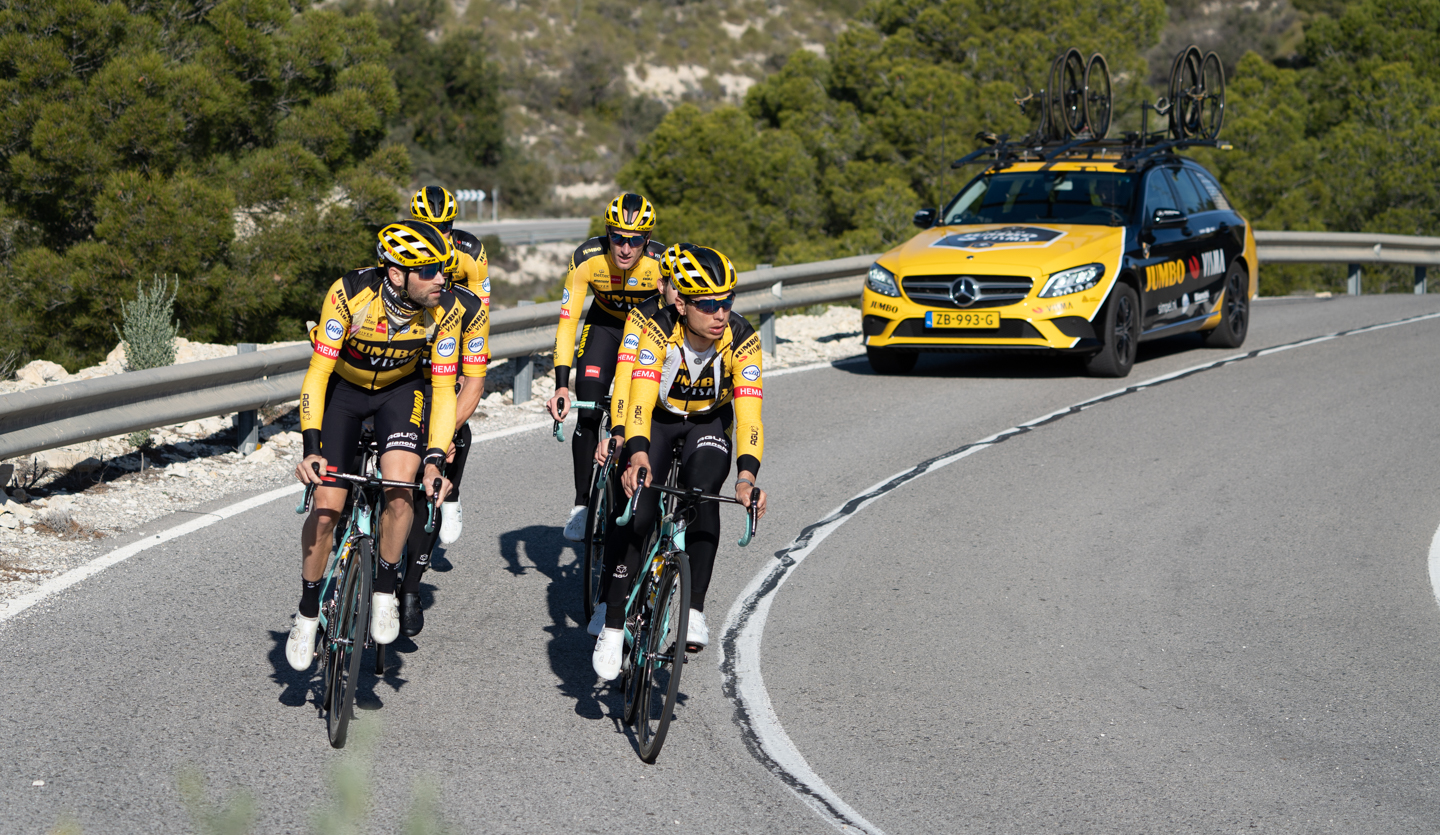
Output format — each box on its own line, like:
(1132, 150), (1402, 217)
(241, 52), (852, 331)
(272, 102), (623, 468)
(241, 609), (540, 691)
(1198, 51), (1225, 139)
(636, 551), (691, 763)
(1083, 52), (1112, 138)
(1044, 50), (1067, 142)
(1169, 45), (1202, 139)
(621, 596), (646, 726)
(581, 457), (612, 622)
(327, 535), (372, 748)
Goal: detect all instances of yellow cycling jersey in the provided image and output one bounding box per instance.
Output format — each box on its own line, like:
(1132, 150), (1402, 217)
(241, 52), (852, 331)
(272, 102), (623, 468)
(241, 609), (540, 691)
(421, 283), (490, 382)
(300, 267), (463, 459)
(623, 305), (765, 475)
(609, 294), (672, 432)
(552, 236), (666, 370)
(451, 230), (491, 306)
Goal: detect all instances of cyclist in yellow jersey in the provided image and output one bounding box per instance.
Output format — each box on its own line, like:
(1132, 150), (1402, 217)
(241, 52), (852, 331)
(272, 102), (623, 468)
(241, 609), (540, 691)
(398, 246), (491, 636)
(285, 220), (462, 670)
(410, 186), (489, 546)
(593, 245), (768, 680)
(546, 194), (666, 541)
(412, 185), (491, 306)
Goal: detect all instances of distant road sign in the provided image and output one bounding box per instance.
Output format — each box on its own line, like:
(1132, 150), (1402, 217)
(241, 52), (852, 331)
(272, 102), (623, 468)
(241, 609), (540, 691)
(455, 189), (486, 202)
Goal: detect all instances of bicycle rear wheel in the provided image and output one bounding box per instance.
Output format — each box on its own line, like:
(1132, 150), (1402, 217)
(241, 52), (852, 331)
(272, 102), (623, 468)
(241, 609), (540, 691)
(581, 459), (613, 622)
(326, 535), (372, 748)
(636, 551), (691, 763)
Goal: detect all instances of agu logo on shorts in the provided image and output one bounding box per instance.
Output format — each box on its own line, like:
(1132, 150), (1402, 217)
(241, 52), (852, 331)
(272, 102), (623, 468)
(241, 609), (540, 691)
(638, 349), (656, 366)
(623, 334), (640, 349)
(467, 337), (485, 354)
(741, 364), (760, 381)
(324, 319), (344, 341)
(561, 288), (570, 304)
(436, 337), (457, 357)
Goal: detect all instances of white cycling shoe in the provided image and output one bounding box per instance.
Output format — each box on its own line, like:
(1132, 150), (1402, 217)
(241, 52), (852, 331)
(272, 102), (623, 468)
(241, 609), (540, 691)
(593, 627), (623, 680)
(587, 603), (607, 637)
(370, 592), (400, 645)
(439, 501), (462, 545)
(686, 609), (708, 650)
(286, 613), (320, 671)
(562, 505), (588, 541)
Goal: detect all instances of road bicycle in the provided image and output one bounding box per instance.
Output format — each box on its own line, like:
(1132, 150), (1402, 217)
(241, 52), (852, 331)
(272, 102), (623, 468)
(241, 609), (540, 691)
(552, 396), (612, 623)
(297, 429), (439, 748)
(612, 461), (758, 762)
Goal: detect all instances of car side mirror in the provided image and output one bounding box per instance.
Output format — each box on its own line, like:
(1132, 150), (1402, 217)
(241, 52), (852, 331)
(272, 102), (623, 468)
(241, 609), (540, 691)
(1152, 207), (1187, 227)
(913, 208), (937, 229)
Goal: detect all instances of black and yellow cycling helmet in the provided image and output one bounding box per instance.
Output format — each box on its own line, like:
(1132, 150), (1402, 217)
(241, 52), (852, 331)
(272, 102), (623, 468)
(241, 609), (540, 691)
(667, 245), (737, 297)
(376, 220), (453, 269)
(603, 192), (657, 233)
(411, 186), (458, 225)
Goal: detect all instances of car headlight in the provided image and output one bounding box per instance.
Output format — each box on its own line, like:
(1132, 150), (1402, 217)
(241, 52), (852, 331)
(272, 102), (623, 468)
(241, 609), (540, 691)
(1038, 263), (1105, 298)
(866, 263), (900, 297)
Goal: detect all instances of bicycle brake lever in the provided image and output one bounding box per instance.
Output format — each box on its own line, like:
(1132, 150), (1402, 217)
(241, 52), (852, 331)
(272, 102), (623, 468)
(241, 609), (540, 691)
(738, 496), (758, 547)
(424, 477), (441, 533)
(552, 397), (567, 442)
(297, 462), (321, 514)
(617, 466), (647, 525)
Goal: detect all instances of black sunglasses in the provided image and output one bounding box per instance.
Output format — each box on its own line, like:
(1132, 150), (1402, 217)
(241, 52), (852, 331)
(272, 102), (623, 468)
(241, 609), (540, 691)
(687, 293), (735, 314)
(608, 230), (648, 248)
(411, 262), (444, 280)
(434, 221), (453, 235)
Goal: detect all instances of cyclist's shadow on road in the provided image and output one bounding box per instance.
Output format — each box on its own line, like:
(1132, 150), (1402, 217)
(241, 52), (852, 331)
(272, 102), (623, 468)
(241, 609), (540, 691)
(498, 523), (613, 722)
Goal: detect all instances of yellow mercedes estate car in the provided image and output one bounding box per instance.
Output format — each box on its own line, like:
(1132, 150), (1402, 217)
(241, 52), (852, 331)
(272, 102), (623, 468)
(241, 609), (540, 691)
(861, 152), (1257, 377)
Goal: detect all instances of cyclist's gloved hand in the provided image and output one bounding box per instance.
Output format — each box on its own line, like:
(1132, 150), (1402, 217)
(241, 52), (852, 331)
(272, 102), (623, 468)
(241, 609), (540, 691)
(423, 461), (450, 503)
(736, 473), (766, 522)
(546, 388), (570, 421)
(622, 451), (652, 497)
(297, 455), (328, 486)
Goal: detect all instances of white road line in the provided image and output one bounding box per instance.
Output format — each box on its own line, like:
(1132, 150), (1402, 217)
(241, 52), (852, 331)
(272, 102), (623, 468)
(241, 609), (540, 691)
(721, 308), (1440, 835)
(0, 483), (305, 625)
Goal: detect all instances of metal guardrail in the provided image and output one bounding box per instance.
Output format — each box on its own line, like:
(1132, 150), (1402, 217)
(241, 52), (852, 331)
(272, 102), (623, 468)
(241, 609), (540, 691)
(1254, 231), (1438, 294)
(4, 232), (1436, 461)
(0, 256), (871, 460)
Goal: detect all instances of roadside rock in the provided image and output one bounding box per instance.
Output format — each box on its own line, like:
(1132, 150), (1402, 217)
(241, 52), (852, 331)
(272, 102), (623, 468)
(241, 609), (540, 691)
(15, 360), (69, 386)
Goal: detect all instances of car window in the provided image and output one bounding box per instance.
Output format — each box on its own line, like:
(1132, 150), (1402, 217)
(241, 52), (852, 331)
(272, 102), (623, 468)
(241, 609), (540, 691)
(1142, 170), (1179, 219)
(1165, 168), (1210, 216)
(1189, 169), (1232, 212)
(942, 171), (1137, 226)
(1180, 170), (1218, 213)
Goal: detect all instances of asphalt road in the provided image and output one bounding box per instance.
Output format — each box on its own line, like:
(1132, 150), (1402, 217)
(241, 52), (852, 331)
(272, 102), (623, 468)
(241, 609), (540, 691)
(4, 294), (1440, 833)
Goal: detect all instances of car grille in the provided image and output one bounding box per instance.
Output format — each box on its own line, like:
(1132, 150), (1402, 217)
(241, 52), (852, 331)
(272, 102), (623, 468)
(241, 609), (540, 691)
(900, 275), (1034, 309)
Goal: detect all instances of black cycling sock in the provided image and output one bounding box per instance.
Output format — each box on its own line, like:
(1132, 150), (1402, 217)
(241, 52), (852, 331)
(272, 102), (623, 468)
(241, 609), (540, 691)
(299, 578), (323, 619)
(375, 557), (399, 595)
(402, 546), (428, 593)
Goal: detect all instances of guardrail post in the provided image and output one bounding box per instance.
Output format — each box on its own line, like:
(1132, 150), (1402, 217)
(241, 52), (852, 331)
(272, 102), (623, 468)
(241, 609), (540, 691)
(235, 343), (260, 454)
(756, 265), (777, 356)
(1347, 263), (1362, 296)
(513, 300), (535, 403)
(1416, 266), (1428, 294)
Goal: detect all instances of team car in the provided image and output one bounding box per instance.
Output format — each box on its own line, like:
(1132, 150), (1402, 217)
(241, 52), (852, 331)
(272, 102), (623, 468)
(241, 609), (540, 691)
(861, 45), (1255, 378)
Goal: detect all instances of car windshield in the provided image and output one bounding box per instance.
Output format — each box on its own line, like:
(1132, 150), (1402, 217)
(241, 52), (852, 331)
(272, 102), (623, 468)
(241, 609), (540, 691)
(942, 171), (1138, 227)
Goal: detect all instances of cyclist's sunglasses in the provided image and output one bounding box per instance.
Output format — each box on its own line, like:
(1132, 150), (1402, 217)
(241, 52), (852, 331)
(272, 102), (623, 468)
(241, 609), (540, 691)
(608, 230), (649, 248)
(434, 221), (453, 235)
(411, 262), (445, 280)
(687, 293), (735, 314)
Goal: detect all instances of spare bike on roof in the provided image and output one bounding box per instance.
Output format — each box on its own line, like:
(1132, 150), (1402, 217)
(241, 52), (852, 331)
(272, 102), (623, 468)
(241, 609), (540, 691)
(962, 45), (1228, 172)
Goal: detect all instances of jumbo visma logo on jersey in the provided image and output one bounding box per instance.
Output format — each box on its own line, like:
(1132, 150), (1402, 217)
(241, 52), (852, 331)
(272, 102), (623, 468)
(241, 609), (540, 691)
(1145, 249), (1224, 291)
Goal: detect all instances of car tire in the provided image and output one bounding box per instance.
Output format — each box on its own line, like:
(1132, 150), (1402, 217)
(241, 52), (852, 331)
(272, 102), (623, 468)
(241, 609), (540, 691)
(1202, 260), (1249, 348)
(866, 346), (918, 375)
(1084, 282), (1139, 378)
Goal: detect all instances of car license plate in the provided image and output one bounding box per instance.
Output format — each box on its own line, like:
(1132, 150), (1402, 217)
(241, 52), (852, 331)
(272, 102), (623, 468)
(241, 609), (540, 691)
(925, 310), (999, 329)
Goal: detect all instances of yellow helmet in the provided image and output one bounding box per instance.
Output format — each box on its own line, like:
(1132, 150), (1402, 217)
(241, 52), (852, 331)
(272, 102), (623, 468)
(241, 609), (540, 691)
(667, 245), (737, 297)
(377, 220), (453, 269)
(411, 186), (457, 225)
(603, 193), (657, 233)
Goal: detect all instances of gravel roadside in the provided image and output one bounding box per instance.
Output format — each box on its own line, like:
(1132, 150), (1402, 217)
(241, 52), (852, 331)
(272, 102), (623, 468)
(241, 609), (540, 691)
(0, 306), (863, 606)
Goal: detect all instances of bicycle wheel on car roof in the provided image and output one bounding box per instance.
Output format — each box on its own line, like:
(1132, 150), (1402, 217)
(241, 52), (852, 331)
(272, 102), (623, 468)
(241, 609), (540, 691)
(1083, 52), (1112, 138)
(636, 551), (691, 763)
(1169, 45), (1203, 139)
(1049, 48), (1086, 139)
(326, 534), (371, 748)
(1198, 50), (1225, 139)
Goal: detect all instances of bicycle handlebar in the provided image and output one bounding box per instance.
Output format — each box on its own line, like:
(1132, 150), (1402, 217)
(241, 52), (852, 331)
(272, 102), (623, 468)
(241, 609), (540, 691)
(616, 466), (647, 525)
(423, 477), (441, 534)
(552, 397), (608, 442)
(297, 462), (321, 514)
(614, 470), (761, 547)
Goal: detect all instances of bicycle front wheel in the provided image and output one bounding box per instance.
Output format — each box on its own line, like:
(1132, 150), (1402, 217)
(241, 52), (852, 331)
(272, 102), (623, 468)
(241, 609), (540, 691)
(327, 535), (372, 748)
(636, 551), (691, 763)
(581, 460), (613, 622)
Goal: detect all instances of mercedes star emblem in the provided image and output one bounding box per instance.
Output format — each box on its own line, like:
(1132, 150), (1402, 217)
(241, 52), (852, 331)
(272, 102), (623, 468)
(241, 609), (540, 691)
(950, 276), (980, 307)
